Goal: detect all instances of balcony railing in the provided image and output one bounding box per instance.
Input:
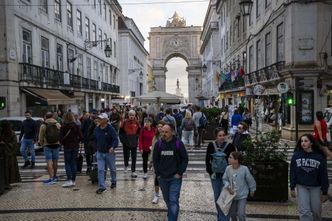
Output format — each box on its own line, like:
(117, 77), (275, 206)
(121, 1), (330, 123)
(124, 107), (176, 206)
(244, 61), (285, 86)
(19, 63), (120, 93)
(219, 76), (245, 92)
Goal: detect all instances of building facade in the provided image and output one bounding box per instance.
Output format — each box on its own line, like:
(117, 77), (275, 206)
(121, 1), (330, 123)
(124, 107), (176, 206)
(0, 0), (122, 117)
(118, 16), (149, 106)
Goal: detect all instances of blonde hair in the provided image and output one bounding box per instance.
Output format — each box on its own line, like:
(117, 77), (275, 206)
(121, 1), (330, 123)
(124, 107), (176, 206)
(185, 110), (192, 119)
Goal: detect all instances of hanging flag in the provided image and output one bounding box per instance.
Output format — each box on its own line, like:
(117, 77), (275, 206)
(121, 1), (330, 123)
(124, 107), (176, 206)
(234, 70), (239, 80)
(231, 71), (236, 82)
(215, 70), (220, 85)
(239, 67), (245, 77)
(220, 71), (226, 84)
(226, 71), (231, 82)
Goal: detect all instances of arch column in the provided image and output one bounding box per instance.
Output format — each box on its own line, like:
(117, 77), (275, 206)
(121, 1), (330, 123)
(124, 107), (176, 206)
(187, 65), (202, 104)
(153, 67), (167, 91)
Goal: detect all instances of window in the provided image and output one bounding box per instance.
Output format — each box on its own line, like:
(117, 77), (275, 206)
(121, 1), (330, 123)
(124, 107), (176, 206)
(22, 29), (32, 63)
(77, 54), (83, 76)
(256, 39), (262, 69)
(98, 29), (102, 49)
(113, 41), (116, 57)
(249, 45), (253, 72)
(92, 23), (96, 42)
(256, 0), (260, 18)
(54, 0), (61, 21)
(56, 43), (63, 71)
(77, 10), (82, 36)
(93, 0), (96, 8)
(113, 69), (117, 84)
(104, 33), (107, 48)
(67, 1), (73, 29)
(99, 63), (103, 81)
(93, 60), (98, 80)
(99, 0), (102, 15)
(265, 0), (271, 8)
(113, 15), (116, 29)
(277, 23), (285, 62)
(40, 0), (48, 13)
(67, 48), (75, 74)
(85, 17), (90, 40)
(41, 36), (49, 68)
(265, 32), (272, 66)
(86, 57), (91, 79)
(109, 10), (112, 26)
(105, 65), (108, 83)
(103, 3), (106, 20)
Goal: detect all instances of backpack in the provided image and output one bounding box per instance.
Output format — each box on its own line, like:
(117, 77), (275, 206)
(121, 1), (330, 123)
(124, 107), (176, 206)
(44, 122), (60, 143)
(157, 139), (181, 151)
(199, 113), (208, 128)
(210, 141), (229, 173)
(184, 119), (194, 131)
(174, 113), (183, 127)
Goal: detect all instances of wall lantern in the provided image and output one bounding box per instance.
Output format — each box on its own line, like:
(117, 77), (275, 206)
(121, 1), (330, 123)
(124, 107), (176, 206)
(239, 0), (253, 16)
(202, 64), (207, 72)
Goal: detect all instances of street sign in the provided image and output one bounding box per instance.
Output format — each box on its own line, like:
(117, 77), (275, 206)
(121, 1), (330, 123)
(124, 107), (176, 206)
(253, 84), (265, 96)
(277, 82), (289, 94)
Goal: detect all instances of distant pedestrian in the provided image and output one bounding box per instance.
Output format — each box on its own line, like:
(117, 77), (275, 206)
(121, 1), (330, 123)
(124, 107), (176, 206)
(94, 113), (119, 194)
(153, 123), (188, 221)
(223, 151), (256, 221)
(206, 127), (236, 221)
(39, 112), (61, 185)
(138, 117), (155, 179)
(313, 111), (332, 159)
(219, 107), (229, 135)
(230, 109), (242, 137)
(19, 111), (38, 169)
(162, 108), (177, 133)
(193, 106), (207, 148)
(232, 122), (251, 152)
(149, 120), (166, 204)
(60, 112), (83, 188)
(180, 110), (196, 149)
(290, 134), (329, 221)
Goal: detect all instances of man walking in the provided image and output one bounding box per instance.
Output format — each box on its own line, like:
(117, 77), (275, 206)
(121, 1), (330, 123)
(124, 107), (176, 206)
(19, 111), (38, 169)
(153, 123), (188, 221)
(193, 106), (207, 148)
(39, 112), (61, 185)
(94, 113), (118, 194)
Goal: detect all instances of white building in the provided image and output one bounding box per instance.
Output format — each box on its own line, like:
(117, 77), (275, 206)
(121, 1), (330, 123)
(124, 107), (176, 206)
(118, 16), (149, 105)
(0, 0), (122, 117)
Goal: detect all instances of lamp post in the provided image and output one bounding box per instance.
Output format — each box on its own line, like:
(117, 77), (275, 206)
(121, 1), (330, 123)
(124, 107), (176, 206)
(239, 0), (253, 16)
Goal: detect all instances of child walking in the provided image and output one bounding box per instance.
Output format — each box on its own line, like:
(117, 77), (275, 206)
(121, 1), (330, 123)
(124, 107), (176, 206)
(290, 134), (329, 221)
(223, 151), (256, 221)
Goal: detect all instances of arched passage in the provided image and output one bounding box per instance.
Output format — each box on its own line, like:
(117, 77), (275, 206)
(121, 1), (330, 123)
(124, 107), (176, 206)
(165, 57), (188, 100)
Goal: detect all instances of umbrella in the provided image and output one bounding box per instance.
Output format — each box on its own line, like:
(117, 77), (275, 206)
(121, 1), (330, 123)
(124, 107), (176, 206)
(136, 90), (182, 104)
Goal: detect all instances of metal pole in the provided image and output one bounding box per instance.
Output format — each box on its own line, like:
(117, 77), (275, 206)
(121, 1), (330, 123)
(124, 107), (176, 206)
(295, 77), (299, 141)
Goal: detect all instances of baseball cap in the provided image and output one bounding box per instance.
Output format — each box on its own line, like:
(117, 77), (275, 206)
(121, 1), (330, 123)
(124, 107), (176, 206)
(97, 113), (109, 120)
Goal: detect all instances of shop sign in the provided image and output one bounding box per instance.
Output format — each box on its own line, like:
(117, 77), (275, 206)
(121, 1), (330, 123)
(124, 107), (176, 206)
(253, 84), (265, 95)
(277, 82), (289, 94)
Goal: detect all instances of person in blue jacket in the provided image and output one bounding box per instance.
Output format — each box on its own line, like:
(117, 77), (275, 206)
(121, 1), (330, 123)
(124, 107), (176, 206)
(94, 113), (118, 194)
(290, 134), (329, 221)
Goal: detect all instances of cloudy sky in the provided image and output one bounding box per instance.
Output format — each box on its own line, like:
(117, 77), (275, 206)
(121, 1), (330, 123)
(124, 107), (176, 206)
(119, 0), (209, 98)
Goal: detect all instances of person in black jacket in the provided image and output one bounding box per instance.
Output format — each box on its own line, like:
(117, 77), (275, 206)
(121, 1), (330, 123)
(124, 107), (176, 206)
(232, 121), (251, 152)
(19, 111), (38, 169)
(153, 123), (188, 221)
(290, 134), (329, 221)
(205, 127), (236, 221)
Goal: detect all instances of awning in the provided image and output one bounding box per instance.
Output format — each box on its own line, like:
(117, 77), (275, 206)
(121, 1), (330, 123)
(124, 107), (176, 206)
(23, 88), (76, 105)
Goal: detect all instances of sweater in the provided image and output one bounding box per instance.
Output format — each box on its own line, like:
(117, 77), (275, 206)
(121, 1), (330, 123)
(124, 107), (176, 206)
(19, 118), (37, 141)
(223, 165), (256, 200)
(93, 124), (118, 153)
(138, 127), (155, 152)
(290, 149), (329, 195)
(153, 137), (188, 178)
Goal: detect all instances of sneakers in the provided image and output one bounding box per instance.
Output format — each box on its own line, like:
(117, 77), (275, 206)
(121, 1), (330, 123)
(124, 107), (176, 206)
(62, 180), (74, 188)
(53, 176), (59, 182)
(21, 161), (30, 169)
(110, 183), (116, 189)
(43, 178), (55, 185)
(124, 167), (128, 173)
(152, 193), (160, 204)
(143, 173), (148, 179)
(30, 161), (35, 169)
(96, 188), (107, 194)
(131, 172), (137, 178)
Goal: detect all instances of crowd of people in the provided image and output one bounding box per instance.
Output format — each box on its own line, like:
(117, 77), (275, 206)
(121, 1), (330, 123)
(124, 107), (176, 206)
(0, 105), (330, 221)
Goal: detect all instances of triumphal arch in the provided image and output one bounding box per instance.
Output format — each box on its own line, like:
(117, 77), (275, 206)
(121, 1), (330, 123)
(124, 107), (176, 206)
(148, 12), (202, 103)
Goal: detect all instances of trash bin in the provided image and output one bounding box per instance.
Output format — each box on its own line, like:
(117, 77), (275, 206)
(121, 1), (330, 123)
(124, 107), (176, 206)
(0, 148), (5, 195)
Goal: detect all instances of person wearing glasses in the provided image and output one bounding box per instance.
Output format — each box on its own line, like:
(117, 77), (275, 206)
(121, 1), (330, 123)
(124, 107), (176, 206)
(232, 122), (251, 152)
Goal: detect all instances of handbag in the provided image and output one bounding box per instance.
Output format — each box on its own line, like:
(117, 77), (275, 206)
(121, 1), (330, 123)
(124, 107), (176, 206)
(217, 173), (236, 216)
(76, 144), (83, 173)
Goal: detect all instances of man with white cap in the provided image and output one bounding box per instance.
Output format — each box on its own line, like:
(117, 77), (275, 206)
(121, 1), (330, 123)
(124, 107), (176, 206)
(94, 113), (118, 194)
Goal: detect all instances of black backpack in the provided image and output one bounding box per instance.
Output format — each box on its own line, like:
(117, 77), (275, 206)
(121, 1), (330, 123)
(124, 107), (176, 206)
(45, 122), (60, 143)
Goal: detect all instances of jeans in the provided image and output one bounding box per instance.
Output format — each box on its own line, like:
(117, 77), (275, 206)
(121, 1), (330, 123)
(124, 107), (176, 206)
(194, 127), (204, 147)
(159, 176), (183, 221)
(182, 130), (194, 146)
(123, 146), (137, 172)
(229, 198), (247, 221)
(296, 185), (322, 221)
(142, 150), (151, 173)
(20, 138), (35, 162)
(211, 177), (229, 221)
(97, 151), (116, 189)
(64, 148), (78, 181)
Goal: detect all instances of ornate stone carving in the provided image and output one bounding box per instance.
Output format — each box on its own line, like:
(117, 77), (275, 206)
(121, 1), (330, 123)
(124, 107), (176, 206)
(166, 11), (186, 27)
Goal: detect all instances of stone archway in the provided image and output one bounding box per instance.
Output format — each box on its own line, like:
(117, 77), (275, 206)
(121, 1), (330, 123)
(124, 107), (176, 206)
(148, 12), (202, 103)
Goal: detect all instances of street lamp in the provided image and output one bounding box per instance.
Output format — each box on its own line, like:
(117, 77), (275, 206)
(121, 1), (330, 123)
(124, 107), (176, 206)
(239, 0), (253, 16)
(84, 38), (112, 57)
(202, 64), (207, 72)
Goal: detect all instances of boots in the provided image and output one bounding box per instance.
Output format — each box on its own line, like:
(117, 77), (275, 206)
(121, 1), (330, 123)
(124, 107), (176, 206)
(21, 161), (30, 169)
(30, 161), (35, 169)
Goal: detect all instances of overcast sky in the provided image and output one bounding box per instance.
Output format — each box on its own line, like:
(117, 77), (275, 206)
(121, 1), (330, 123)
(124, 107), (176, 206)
(119, 0), (209, 98)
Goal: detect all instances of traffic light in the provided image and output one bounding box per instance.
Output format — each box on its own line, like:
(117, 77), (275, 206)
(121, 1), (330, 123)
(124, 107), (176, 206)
(287, 93), (295, 106)
(0, 97), (6, 110)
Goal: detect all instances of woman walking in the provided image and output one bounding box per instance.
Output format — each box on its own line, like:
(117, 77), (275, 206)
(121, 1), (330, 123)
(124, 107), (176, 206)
(180, 110), (196, 149)
(60, 112), (83, 187)
(139, 117), (155, 179)
(205, 128), (236, 221)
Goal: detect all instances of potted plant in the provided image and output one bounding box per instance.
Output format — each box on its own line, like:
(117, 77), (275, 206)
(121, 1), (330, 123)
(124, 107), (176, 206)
(243, 130), (289, 202)
(201, 107), (222, 140)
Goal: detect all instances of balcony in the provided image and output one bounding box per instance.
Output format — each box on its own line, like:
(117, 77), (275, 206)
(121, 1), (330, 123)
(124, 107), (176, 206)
(19, 63), (120, 94)
(244, 61), (285, 86)
(219, 76), (245, 92)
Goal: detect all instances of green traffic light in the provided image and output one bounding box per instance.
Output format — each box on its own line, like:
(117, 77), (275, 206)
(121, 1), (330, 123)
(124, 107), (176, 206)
(287, 98), (293, 105)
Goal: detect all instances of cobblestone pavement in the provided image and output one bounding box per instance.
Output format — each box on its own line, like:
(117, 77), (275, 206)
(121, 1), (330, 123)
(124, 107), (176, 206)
(0, 172), (331, 221)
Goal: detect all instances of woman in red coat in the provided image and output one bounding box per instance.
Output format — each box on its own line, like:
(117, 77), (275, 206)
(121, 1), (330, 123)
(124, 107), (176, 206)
(139, 117), (155, 179)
